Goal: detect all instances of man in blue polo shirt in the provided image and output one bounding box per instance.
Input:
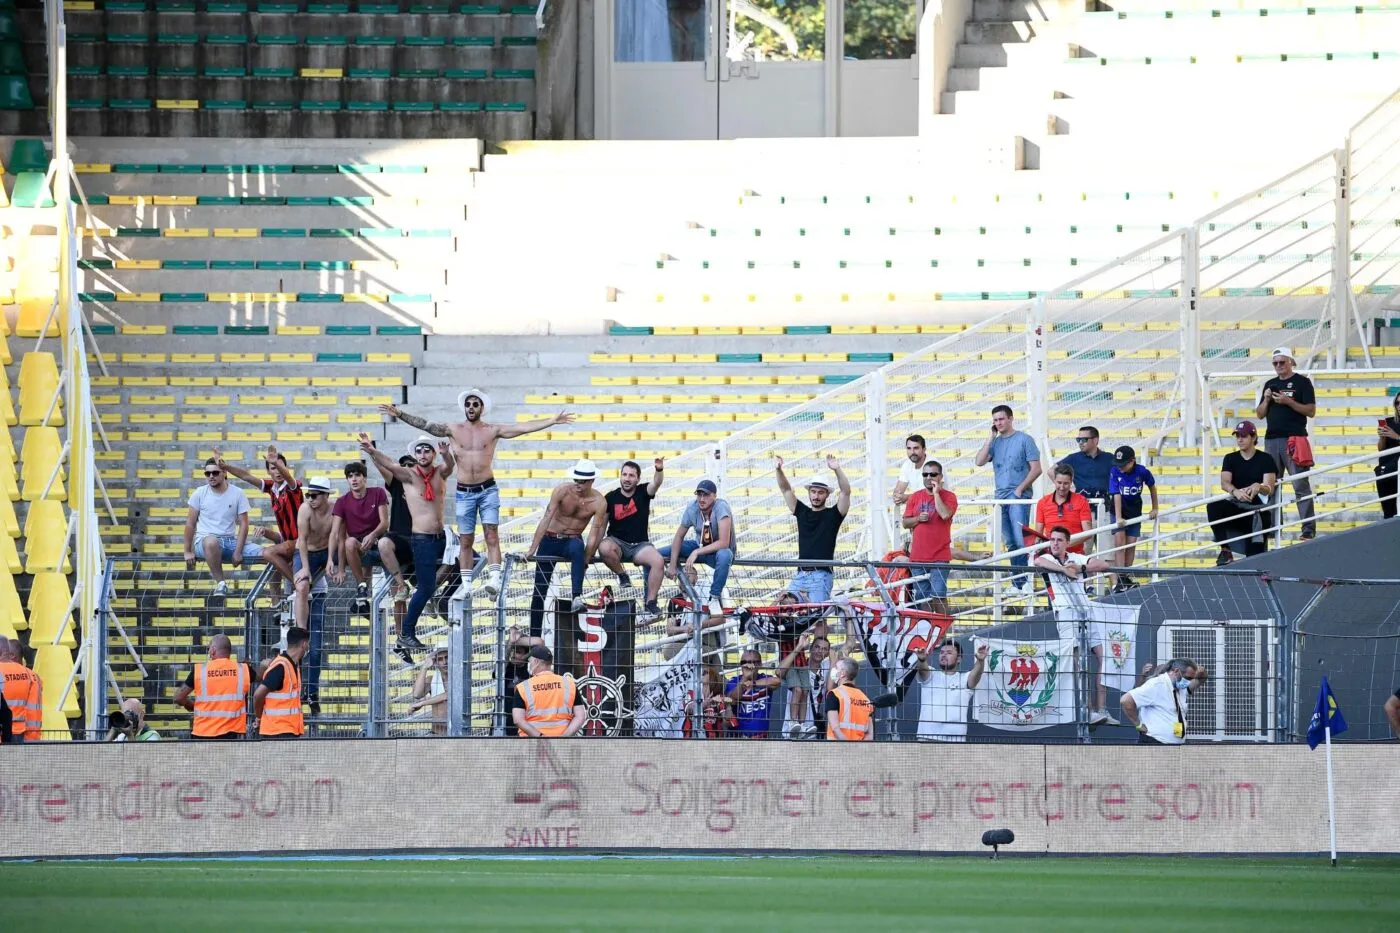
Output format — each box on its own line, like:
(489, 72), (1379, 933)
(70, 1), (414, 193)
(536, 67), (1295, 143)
(975, 404), (1042, 589)
(1061, 425), (1112, 518)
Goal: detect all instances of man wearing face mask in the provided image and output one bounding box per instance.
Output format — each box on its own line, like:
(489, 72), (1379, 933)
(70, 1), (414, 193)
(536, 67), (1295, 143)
(1121, 658), (1208, 745)
(825, 657), (874, 742)
(512, 646), (587, 738)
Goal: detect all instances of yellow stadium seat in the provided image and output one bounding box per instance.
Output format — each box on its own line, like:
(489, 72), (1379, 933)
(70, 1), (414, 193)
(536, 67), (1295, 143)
(19, 424), (63, 470)
(27, 572), (76, 647)
(0, 571), (23, 631)
(0, 426), (13, 462)
(18, 352), (64, 426)
(0, 456), (17, 500)
(33, 646), (79, 718)
(23, 499), (69, 573)
(40, 705), (73, 738)
(0, 495), (17, 538)
(16, 298), (60, 338)
(0, 533), (20, 573)
(0, 333), (11, 366)
(20, 425), (65, 500)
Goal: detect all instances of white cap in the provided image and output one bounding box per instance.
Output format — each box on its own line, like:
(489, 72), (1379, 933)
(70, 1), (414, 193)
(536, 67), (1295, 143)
(306, 476), (333, 493)
(806, 479), (831, 490)
(1271, 346), (1294, 361)
(570, 458), (597, 482)
(457, 387), (492, 415)
(407, 435), (436, 456)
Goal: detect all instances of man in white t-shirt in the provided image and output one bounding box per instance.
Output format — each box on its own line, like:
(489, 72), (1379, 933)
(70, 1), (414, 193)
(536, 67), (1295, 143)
(1122, 658), (1208, 745)
(183, 457), (262, 597)
(891, 434), (929, 507)
(913, 638), (987, 742)
(1034, 524), (1121, 726)
(777, 631), (832, 739)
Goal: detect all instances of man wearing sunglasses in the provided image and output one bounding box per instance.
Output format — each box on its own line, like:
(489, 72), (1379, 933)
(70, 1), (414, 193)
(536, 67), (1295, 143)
(184, 458), (262, 597)
(379, 390), (576, 604)
(213, 444), (303, 601)
(292, 477), (336, 711)
(1060, 425), (1112, 521)
(1256, 347), (1317, 540)
(900, 459), (957, 614)
(359, 433), (455, 656)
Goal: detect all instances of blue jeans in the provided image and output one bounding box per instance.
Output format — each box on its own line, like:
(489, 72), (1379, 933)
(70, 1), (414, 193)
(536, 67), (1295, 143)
(786, 568), (833, 603)
(304, 592), (326, 701)
(658, 540), (734, 600)
(997, 497), (1031, 576)
(403, 532), (446, 640)
(530, 534), (587, 637)
(455, 484), (500, 534)
(910, 568), (948, 605)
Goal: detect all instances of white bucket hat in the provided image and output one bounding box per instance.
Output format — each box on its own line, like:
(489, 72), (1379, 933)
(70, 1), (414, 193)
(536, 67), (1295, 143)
(407, 435), (437, 457)
(570, 458), (598, 482)
(306, 476), (333, 493)
(457, 387), (492, 416)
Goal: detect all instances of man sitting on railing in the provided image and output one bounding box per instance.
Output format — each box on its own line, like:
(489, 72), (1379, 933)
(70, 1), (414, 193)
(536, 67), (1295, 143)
(661, 479), (737, 617)
(183, 457), (263, 600)
(775, 454), (851, 606)
(1035, 526), (1121, 727)
(1205, 421), (1278, 565)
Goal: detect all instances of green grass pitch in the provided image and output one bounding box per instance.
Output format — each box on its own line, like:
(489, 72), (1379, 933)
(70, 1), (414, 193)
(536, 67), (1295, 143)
(4, 856), (1399, 932)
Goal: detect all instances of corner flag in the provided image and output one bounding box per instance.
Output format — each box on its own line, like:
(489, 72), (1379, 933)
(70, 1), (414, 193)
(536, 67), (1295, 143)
(1306, 676), (1348, 750)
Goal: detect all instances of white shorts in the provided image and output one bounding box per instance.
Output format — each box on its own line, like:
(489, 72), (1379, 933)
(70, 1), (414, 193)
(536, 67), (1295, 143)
(1055, 604), (1135, 649)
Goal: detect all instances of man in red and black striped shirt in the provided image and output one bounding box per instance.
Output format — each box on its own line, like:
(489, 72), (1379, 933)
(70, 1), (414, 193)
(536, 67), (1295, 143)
(216, 445), (303, 597)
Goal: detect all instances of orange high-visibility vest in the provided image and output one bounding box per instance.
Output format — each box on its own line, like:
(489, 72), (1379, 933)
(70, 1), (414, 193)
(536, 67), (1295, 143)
(0, 660), (40, 739)
(259, 654), (303, 737)
(826, 684), (874, 741)
(516, 671), (577, 737)
(192, 658), (249, 738)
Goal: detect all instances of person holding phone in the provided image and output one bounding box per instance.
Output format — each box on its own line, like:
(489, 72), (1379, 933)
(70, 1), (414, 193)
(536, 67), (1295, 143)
(974, 405), (1041, 590)
(1256, 348), (1317, 539)
(1375, 395), (1400, 519)
(901, 459), (958, 614)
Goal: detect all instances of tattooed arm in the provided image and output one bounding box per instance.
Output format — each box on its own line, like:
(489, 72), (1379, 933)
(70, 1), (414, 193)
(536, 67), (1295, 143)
(378, 404), (450, 437)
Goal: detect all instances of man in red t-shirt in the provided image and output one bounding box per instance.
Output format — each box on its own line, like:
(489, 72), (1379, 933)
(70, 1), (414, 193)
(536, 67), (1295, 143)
(1035, 463), (1094, 554)
(901, 459), (958, 614)
(329, 460), (390, 597)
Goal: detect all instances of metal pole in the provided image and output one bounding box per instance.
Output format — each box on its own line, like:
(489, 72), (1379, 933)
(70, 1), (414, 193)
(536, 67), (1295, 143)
(494, 554), (514, 736)
(864, 370), (889, 560)
(1180, 227), (1202, 447)
(368, 582), (389, 737)
(1025, 297), (1049, 500)
(1266, 577), (1332, 743)
(448, 587), (467, 737)
(1331, 148), (1352, 367)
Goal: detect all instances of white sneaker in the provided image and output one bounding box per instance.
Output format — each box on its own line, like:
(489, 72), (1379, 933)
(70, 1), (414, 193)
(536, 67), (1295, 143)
(1089, 709), (1109, 726)
(213, 580), (229, 597)
(570, 596), (588, 614)
(707, 597), (723, 616)
(478, 569), (501, 600)
(277, 622), (289, 652)
(1101, 712), (1121, 726)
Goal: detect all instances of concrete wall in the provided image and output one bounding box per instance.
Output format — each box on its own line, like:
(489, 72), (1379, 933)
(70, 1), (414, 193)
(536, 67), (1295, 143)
(2, 741), (1397, 858)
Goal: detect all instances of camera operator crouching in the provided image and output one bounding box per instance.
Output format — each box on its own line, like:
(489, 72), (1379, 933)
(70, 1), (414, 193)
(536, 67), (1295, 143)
(106, 698), (161, 742)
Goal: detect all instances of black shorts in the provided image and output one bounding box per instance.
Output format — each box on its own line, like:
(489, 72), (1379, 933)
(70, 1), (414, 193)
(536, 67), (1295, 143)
(362, 533), (414, 570)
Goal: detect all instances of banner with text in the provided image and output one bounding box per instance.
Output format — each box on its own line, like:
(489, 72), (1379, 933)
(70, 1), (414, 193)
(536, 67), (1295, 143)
(3, 742), (1398, 858)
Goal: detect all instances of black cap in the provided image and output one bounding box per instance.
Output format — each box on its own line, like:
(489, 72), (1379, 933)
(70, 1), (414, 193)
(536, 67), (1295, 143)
(527, 645), (553, 664)
(1113, 445), (1136, 464)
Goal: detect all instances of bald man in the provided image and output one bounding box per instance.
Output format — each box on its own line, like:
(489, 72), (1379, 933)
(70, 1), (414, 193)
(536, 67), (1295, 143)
(105, 697), (160, 742)
(175, 634), (254, 740)
(0, 637), (40, 743)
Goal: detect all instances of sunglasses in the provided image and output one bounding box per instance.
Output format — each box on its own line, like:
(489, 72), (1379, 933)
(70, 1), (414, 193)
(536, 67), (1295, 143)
(204, 470), (222, 477)
(464, 400), (483, 407)
(1076, 437), (1093, 443)
(922, 471), (941, 477)
(1272, 360), (1289, 367)
(414, 446), (434, 453)
(306, 492), (327, 499)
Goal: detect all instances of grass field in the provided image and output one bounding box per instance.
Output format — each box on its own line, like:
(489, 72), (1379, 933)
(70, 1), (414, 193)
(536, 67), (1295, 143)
(4, 856), (1399, 932)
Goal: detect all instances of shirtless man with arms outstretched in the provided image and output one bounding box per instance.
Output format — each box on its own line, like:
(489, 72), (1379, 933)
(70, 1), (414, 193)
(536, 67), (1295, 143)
(358, 432), (455, 656)
(379, 389), (575, 601)
(526, 460), (608, 635)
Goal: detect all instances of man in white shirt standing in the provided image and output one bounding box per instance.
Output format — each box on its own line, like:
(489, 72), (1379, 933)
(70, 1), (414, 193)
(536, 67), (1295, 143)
(1035, 525), (1121, 726)
(891, 434), (929, 507)
(1122, 658), (1208, 745)
(183, 457), (262, 597)
(913, 638), (987, 742)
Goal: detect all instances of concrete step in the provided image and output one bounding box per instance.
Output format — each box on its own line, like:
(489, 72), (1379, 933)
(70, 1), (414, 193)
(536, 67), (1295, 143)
(77, 203), (464, 230)
(85, 300), (440, 328)
(69, 135), (486, 167)
(963, 20), (1038, 45)
(971, 0), (1076, 22)
(65, 107), (533, 141)
(80, 236), (459, 262)
(80, 269), (450, 294)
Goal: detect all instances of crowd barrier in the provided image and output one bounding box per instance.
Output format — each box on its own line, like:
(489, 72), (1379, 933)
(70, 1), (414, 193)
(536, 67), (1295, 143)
(2, 741), (1398, 859)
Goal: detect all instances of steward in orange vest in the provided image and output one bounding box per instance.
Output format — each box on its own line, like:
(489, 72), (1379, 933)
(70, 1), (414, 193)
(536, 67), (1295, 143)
(175, 633), (253, 739)
(0, 637), (41, 742)
(512, 646), (585, 737)
(824, 657), (874, 741)
(254, 626), (309, 738)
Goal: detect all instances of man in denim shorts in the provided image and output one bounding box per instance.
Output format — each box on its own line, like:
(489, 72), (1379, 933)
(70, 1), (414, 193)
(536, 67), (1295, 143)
(380, 389), (575, 602)
(183, 457), (263, 598)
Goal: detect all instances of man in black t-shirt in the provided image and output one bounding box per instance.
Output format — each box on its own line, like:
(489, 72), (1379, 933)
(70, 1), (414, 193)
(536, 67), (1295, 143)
(775, 454), (851, 604)
(1205, 421), (1279, 563)
(1255, 347), (1317, 539)
(599, 458), (666, 623)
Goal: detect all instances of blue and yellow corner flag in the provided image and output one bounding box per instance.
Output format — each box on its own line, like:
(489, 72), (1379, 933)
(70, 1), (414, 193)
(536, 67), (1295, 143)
(1307, 676), (1348, 749)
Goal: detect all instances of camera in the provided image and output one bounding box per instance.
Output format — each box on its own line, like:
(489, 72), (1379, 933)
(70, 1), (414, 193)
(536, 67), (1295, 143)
(108, 710), (131, 730)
